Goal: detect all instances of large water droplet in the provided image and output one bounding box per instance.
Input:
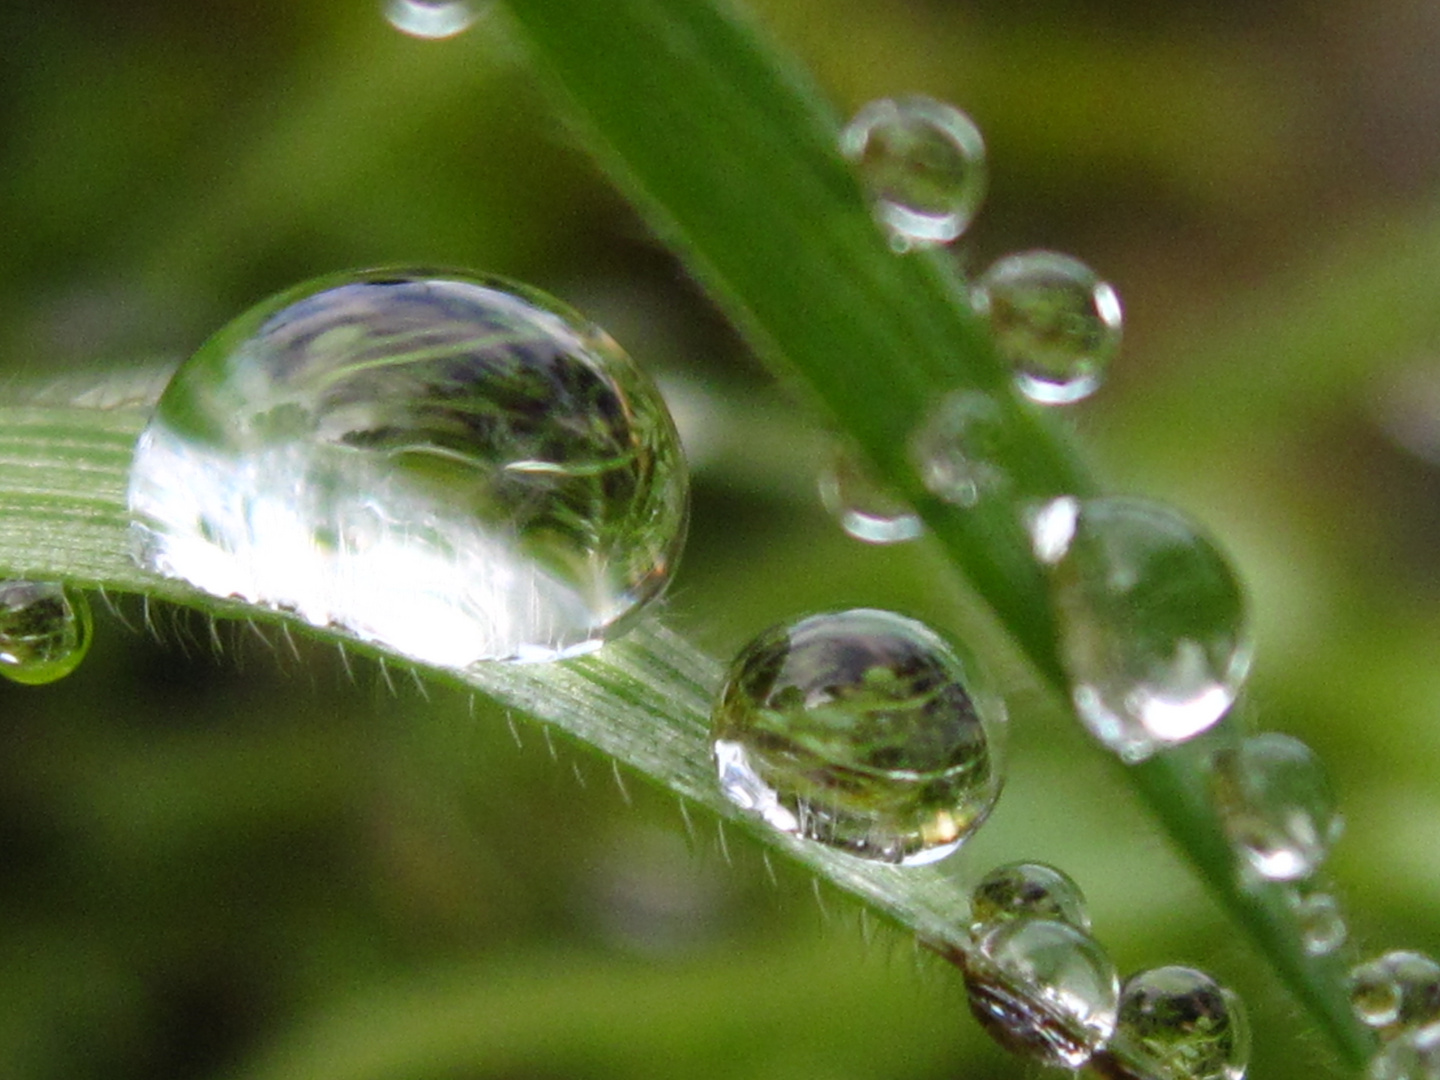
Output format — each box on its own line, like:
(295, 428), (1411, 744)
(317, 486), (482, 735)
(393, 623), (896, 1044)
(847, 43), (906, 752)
(974, 251), (1122, 405)
(712, 608), (1004, 865)
(818, 449), (923, 544)
(1370, 1025), (1440, 1080)
(839, 96), (987, 250)
(129, 269), (688, 667)
(908, 391), (1013, 509)
(1350, 951), (1440, 1034)
(971, 861), (1091, 934)
(384, 0), (482, 38)
(1211, 732), (1342, 882)
(1031, 496), (1251, 764)
(1105, 966), (1250, 1080)
(0, 581), (93, 685)
(964, 917), (1120, 1068)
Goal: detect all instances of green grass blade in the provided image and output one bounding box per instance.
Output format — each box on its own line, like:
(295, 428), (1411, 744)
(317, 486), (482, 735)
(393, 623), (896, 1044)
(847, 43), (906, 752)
(492, 0), (1375, 1067)
(0, 397), (979, 951)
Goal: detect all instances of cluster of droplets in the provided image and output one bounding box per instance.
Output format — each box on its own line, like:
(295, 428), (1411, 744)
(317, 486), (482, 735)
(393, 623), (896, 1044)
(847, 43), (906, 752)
(828, 89), (1407, 1080)
(1349, 952), (1440, 1079)
(833, 94), (1264, 770)
(958, 861), (1250, 1079)
(821, 95), (1125, 548)
(831, 94), (1269, 770)
(47, 55), (1406, 1080)
(711, 608), (1004, 865)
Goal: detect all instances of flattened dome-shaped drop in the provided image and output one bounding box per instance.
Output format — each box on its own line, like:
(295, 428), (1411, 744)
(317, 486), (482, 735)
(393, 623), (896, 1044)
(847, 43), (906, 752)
(129, 269), (688, 667)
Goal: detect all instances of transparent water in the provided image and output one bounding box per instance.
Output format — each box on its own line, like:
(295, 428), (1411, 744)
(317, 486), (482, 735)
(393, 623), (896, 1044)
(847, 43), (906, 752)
(908, 390), (1013, 509)
(1108, 966), (1250, 1080)
(839, 96), (987, 250)
(0, 581), (92, 685)
(974, 251), (1122, 405)
(383, 0), (482, 39)
(128, 270), (688, 667)
(964, 917), (1120, 1068)
(712, 608), (1004, 865)
(1350, 951), (1440, 1034)
(1212, 732), (1341, 882)
(970, 861), (1091, 933)
(818, 449), (922, 544)
(1031, 496), (1251, 763)
(1288, 887), (1346, 957)
(1369, 1024), (1440, 1080)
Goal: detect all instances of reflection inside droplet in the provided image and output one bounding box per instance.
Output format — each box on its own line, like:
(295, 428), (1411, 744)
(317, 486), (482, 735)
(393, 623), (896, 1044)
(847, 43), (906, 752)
(839, 95), (987, 250)
(128, 269), (688, 667)
(712, 608), (1005, 865)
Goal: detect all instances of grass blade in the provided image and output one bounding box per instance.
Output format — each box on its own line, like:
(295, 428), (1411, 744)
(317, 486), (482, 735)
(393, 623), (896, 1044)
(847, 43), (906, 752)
(492, 0), (1374, 1066)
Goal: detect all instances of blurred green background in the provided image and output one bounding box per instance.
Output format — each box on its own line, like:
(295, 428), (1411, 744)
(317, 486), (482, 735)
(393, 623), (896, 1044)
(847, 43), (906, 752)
(4, 0), (1440, 1077)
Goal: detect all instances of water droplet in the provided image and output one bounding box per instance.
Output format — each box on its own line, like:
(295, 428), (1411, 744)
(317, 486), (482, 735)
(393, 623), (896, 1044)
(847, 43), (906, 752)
(1106, 966), (1250, 1080)
(971, 861), (1091, 933)
(1351, 951), (1440, 1034)
(384, 0), (482, 38)
(1370, 1024), (1440, 1080)
(712, 608), (1004, 865)
(1288, 886), (1347, 957)
(129, 269), (688, 667)
(1032, 496), (1251, 764)
(964, 917), (1120, 1068)
(908, 391), (1013, 508)
(0, 581), (93, 685)
(818, 449), (923, 544)
(839, 96), (987, 250)
(1211, 732), (1342, 882)
(974, 251), (1122, 405)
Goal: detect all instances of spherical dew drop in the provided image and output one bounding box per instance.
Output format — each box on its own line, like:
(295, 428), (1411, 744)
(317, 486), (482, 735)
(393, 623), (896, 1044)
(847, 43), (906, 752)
(0, 581), (93, 686)
(975, 250), (1122, 405)
(839, 95), (988, 251)
(1211, 732), (1341, 882)
(712, 608), (1005, 865)
(970, 861), (1092, 934)
(963, 917), (1120, 1069)
(1105, 966), (1251, 1080)
(1031, 496), (1251, 764)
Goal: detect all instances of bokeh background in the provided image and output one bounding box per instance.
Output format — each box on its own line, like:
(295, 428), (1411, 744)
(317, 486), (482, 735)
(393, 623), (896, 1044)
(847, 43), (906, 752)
(3, 0), (1440, 1077)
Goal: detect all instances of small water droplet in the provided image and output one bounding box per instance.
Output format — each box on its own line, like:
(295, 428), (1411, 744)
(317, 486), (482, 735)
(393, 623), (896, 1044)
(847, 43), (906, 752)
(1211, 732), (1342, 882)
(1106, 966), (1250, 1080)
(712, 608), (1005, 865)
(908, 391), (1013, 508)
(1350, 951), (1440, 1034)
(384, 0), (482, 38)
(1032, 496), (1251, 764)
(1369, 1024), (1440, 1080)
(0, 581), (93, 685)
(818, 449), (923, 544)
(974, 251), (1122, 405)
(971, 861), (1091, 933)
(1288, 886), (1347, 957)
(839, 96), (987, 250)
(964, 917), (1120, 1068)
(129, 269), (688, 667)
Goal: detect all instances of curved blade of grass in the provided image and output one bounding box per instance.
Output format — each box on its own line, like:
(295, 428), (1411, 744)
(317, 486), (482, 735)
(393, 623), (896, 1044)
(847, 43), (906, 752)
(0, 395), (980, 951)
(491, 0), (1374, 1067)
